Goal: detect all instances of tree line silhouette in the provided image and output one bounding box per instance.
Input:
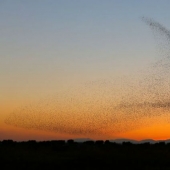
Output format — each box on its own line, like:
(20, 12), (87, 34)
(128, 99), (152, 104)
(1, 139), (170, 169)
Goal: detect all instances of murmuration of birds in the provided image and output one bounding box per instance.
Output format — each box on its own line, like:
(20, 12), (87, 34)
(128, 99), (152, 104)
(5, 17), (170, 137)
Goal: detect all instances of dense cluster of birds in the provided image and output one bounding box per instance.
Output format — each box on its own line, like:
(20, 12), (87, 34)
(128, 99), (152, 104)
(5, 17), (170, 137)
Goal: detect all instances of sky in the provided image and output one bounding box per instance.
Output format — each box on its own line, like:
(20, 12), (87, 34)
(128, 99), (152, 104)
(1, 0), (170, 141)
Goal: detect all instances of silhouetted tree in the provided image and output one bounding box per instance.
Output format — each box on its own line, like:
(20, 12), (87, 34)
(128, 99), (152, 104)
(67, 139), (74, 145)
(95, 140), (104, 145)
(83, 140), (94, 145)
(104, 140), (110, 145)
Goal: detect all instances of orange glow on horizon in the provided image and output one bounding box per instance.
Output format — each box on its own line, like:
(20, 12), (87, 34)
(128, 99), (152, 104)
(2, 90), (170, 141)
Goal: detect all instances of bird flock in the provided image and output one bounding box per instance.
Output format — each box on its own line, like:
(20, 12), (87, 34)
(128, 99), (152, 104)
(5, 17), (170, 137)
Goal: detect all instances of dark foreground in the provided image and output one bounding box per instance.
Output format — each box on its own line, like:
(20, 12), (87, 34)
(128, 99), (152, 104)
(1, 140), (170, 170)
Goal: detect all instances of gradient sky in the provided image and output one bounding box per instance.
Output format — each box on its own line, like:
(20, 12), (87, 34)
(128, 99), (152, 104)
(1, 0), (170, 141)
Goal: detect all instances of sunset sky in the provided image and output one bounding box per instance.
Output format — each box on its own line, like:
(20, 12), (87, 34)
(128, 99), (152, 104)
(1, 0), (170, 141)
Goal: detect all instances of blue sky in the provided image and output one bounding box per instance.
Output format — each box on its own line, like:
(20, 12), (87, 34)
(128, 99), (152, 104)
(1, 0), (170, 99)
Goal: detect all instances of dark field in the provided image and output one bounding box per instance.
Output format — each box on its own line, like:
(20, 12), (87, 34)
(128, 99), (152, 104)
(1, 140), (170, 170)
